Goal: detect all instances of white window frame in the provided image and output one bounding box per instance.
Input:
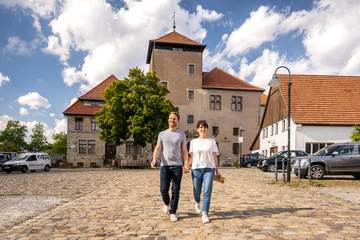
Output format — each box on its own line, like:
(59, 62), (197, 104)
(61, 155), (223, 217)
(161, 81), (169, 89)
(187, 89), (194, 100)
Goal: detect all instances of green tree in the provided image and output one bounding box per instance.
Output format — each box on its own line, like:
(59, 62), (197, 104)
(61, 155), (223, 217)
(29, 123), (48, 152)
(0, 120), (27, 152)
(352, 125), (360, 141)
(50, 132), (67, 157)
(96, 67), (176, 146)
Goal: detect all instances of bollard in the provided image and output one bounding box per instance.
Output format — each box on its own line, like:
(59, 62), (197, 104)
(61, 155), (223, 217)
(308, 159), (312, 183)
(275, 158), (278, 181)
(282, 158), (286, 184)
(298, 159), (301, 181)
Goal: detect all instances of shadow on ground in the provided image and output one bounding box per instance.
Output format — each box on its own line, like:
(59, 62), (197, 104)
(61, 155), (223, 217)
(179, 207), (314, 221)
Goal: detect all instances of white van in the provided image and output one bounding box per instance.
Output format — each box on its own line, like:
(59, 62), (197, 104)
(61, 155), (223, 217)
(2, 152), (51, 174)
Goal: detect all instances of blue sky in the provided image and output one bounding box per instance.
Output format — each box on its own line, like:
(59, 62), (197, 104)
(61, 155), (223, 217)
(0, 0), (359, 141)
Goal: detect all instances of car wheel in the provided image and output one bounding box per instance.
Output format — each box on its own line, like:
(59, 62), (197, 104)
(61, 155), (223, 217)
(30, 170), (36, 172)
(267, 164), (276, 172)
(44, 165), (50, 172)
(246, 163), (252, 168)
(6, 170), (11, 174)
(310, 165), (325, 179)
(21, 166), (28, 173)
(352, 174), (360, 180)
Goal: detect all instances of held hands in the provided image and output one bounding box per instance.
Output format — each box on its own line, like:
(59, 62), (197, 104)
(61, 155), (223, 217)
(183, 164), (190, 173)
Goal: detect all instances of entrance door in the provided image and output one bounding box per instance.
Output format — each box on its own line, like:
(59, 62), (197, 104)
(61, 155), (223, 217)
(270, 146), (278, 156)
(105, 143), (116, 165)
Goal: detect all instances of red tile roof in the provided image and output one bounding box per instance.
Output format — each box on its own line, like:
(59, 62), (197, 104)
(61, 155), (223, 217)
(260, 94), (268, 106)
(79, 75), (118, 100)
(276, 74), (360, 125)
(154, 31), (204, 46)
(146, 31), (206, 63)
(63, 75), (118, 116)
(202, 68), (264, 92)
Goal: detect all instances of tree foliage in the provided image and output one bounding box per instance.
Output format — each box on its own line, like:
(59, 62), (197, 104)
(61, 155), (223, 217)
(0, 120), (27, 152)
(96, 68), (176, 146)
(352, 125), (360, 141)
(49, 132), (67, 156)
(29, 123), (48, 152)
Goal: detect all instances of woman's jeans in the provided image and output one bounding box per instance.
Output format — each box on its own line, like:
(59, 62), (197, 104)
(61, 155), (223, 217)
(160, 165), (183, 214)
(191, 168), (215, 214)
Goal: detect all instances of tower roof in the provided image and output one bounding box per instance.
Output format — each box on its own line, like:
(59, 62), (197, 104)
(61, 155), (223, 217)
(146, 31), (206, 63)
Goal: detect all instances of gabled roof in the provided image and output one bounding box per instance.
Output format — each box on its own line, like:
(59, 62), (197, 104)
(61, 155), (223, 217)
(277, 74), (360, 125)
(79, 75), (118, 100)
(154, 31), (204, 46)
(63, 75), (118, 116)
(146, 31), (206, 63)
(202, 68), (264, 92)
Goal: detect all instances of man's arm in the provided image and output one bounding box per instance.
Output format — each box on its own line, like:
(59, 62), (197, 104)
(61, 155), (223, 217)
(182, 143), (189, 172)
(214, 153), (220, 175)
(151, 143), (161, 168)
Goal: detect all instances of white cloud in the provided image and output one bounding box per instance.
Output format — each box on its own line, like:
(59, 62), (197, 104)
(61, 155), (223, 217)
(239, 49), (310, 88)
(0, 72), (10, 86)
(43, 0), (222, 92)
(224, 6), (284, 57)
(0, 115), (13, 131)
(0, 0), (58, 18)
(3, 36), (40, 56)
(50, 113), (55, 117)
(19, 107), (30, 116)
(17, 92), (51, 110)
(53, 118), (67, 134)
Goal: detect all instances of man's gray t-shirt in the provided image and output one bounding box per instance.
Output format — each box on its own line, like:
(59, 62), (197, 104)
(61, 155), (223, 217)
(157, 129), (186, 166)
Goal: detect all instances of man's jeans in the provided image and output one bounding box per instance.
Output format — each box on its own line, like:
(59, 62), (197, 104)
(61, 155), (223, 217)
(160, 165), (183, 214)
(191, 168), (215, 214)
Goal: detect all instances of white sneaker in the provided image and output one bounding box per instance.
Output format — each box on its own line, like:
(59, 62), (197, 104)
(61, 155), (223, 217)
(162, 205), (169, 214)
(194, 202), (201, 214)
(170, 214), (178, 222)
(202, 213), (210, 224)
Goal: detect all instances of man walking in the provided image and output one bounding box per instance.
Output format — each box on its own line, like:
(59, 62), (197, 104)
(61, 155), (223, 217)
(151, 112), (189, 222)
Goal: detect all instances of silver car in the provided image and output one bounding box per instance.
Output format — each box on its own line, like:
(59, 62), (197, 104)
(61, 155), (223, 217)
(292, 142), (360, 179)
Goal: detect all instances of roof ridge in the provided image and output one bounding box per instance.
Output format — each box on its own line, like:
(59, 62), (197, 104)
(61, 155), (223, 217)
(155, 31), (203, 45)
(214, 67), (263, 90)
(79, 74), (117, 99)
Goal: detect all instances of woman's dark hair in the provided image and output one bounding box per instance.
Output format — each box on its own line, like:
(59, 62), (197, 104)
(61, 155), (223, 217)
(196, 120), (208, 129)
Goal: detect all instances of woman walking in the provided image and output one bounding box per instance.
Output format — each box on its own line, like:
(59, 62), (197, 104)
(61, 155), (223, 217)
(189, 120), (220, 224)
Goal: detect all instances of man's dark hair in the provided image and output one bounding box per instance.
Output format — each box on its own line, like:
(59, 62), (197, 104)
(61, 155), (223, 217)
(196, 120), (208, 129)
(169, 112), (180, 120)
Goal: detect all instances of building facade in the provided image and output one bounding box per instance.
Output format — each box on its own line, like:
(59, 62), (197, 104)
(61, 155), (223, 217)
(251, 74), (360, 157)
(64, 30), (265, 167)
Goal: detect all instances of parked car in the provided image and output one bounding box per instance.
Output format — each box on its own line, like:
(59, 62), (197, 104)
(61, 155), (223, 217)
(257, 150), (308, 172)
(240, 153), (266, 167)
(2, 152), (51, 174)
(0, 152), (16, 169)
(292, 142), (360, 180)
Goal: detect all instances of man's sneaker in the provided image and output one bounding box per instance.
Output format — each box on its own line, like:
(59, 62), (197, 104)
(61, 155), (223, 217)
(202, 213), (210, 224)
(194, 202), (201, 214)
(170, 214), (178, 222)
(162, 205), (169, 214)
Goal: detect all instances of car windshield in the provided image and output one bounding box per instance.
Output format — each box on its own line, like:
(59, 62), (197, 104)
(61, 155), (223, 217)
(269, 151), (284, 158)
(314, 145), (336, 156)
(12, 154), (29, 161)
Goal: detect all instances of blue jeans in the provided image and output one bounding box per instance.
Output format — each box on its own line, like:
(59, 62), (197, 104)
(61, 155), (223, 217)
(191, 168), (215, 214)
(160, 165), (183, 214)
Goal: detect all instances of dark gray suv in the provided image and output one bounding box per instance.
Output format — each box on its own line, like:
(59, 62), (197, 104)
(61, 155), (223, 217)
(292, 142), (360, 179)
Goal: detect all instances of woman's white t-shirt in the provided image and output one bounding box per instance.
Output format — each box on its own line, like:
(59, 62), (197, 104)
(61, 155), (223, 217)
(189, 138), (219, 169)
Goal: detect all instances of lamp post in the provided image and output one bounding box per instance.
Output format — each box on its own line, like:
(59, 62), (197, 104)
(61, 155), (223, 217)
(269, 66), (292, 183)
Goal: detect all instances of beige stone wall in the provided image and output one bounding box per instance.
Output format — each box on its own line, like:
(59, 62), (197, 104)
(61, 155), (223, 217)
(66, 116), (105, 167)
(177, 89), (261, 165)
(150, 48), (203, 105)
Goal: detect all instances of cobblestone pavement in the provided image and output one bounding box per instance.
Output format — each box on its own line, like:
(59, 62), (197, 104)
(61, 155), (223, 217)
(0, 168), (360, 240)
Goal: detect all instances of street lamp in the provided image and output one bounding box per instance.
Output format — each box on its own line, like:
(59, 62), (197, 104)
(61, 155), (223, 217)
(269, 66), (292, 183)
